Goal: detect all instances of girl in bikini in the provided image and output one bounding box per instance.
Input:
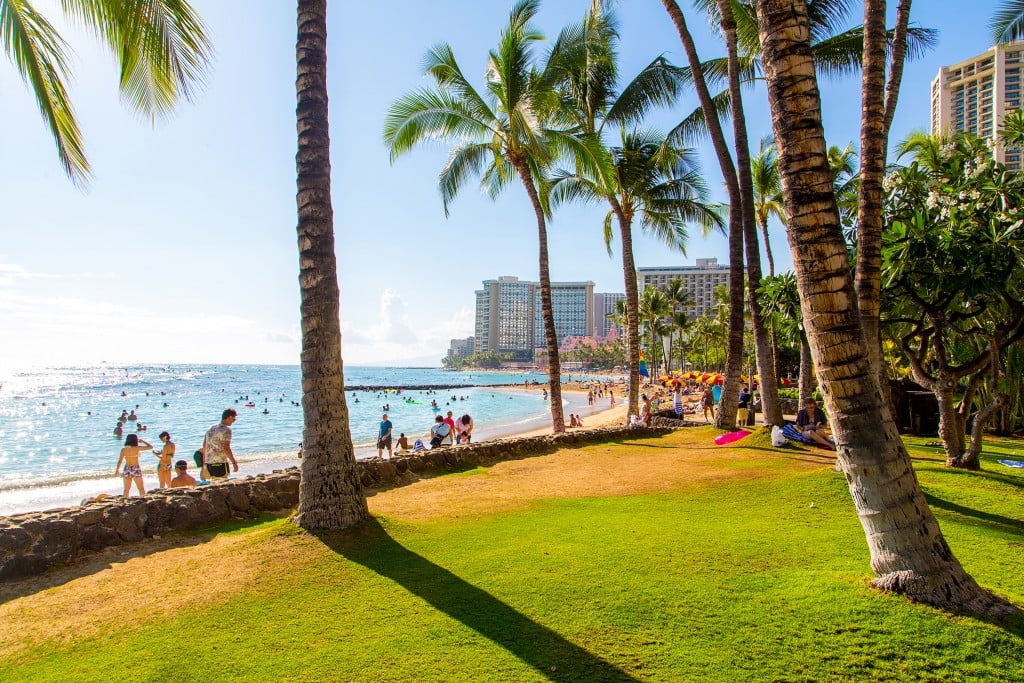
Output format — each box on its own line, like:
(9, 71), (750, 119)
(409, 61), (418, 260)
(154, 431), (176, 488)
(115, 434), (152, 498)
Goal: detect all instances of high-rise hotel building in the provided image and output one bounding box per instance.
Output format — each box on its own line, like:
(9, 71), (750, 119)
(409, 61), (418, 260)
(474, 277), (600, 360)
(636, 258), (730, 319)
(931, 41), (1024, 170)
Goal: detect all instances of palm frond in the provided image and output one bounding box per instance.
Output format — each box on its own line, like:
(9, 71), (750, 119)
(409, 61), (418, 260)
(606, 55), (687, 128)
(60, 0), (212, 120)
(383, 88), (496, 162)
(423, 43), (497, 126)
(991, 0), (1024, 43)
(666, 89), (732, 147)
(2, 0), (89, 185)
(602, 208), (615, 256)
(439, 142), (493, 216)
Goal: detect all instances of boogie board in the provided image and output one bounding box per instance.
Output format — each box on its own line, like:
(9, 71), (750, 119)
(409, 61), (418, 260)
(714, 430), (750, 445)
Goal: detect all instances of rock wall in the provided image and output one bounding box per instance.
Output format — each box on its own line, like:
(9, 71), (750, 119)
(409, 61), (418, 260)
(0, 425), (672, 582)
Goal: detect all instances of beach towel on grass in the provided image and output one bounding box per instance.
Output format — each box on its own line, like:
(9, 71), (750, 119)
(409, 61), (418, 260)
(781, 423), (813, 444)
(997, 459), (1024, 469)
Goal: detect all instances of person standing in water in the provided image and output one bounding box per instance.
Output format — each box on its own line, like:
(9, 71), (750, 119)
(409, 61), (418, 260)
(115, 434), (152, 498)
(154, 431), (176, 488)
(203, 408), (239, 479)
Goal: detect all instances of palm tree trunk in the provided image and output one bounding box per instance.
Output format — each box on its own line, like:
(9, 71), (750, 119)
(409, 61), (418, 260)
(293, 0), (369, 531)
(661, 0), (745, 429)
(512, 157), (565, 433)
(798, 333), (815, 406)
(854, 0), (888, 381)
(759, 218), (775, 277)
(611, 199), (641, 423)
(718, 0), (782, 426)
(756, 0), (1015, 616)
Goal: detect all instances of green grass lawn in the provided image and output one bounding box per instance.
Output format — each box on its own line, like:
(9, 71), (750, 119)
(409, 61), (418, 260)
(2, 430), (1022, 682)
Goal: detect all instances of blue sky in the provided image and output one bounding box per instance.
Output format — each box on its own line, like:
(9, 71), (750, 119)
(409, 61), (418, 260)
(0, 0), (1007, 369)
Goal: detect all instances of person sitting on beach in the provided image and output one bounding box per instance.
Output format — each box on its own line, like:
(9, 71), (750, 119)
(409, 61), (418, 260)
(796, 398), (836, 451)
(575, 414), (584, 427)
(430, 415), (453, 448)
(395, 433), (411, 452)
(115, 434), (152, 498)
(457, 414), (473, 443)
(568, 414), (579, 428)
(154, 431), (175, 489)
(170, 460), (196, 488)
(640, 394), (652, 426)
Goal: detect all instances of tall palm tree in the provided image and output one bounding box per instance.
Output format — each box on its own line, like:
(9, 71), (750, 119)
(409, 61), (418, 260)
(661, 278), (693, 375)
(660, 0), (746, 430)
(755, 0), (1014, 616)
(292, 0), (368, 531)
(750, 137), (785, 278)
(545, 1), (720, 422)
(385, 0), (576, 433)
(3, 0), (213, 186)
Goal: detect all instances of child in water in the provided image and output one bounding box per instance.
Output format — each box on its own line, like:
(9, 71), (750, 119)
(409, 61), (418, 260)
(116, 434), (152, 498)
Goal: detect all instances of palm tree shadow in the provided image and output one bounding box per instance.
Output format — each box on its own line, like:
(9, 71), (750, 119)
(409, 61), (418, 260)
(316, 519), (640, 682)
(923, 493), (1024, 538)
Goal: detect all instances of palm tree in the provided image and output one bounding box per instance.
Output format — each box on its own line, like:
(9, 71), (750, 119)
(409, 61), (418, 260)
(760, 273), (814, 404)
(385, 0), (576, 433)
(755, 0), (1014, 616)
(660, 0), (747, 429)
(546, 1), (720, 423)
(3, 0), (213, 186)
(292, 0), (368, 531)
(661, 278), (693, 375)
(638, 285), (671, 382)
(750, 137), (785, 277)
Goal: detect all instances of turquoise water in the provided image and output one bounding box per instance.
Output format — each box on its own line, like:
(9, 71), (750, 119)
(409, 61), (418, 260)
(0, 365), (584, 494)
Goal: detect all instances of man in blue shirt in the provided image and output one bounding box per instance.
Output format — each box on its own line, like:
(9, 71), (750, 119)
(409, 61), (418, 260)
(737, 385), (751, 425)
(377, 413), (393, 459)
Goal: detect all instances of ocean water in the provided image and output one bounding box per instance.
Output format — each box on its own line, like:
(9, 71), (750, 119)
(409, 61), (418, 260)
(0, 365), (609, 515)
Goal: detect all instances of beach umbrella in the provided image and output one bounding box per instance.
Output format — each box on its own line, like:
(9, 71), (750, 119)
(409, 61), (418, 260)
(712, 373), (725, 385)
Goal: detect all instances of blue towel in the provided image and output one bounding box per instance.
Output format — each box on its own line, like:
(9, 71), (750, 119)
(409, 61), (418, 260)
(996, 459), (1024, 469)
(782, 423), (813, 444)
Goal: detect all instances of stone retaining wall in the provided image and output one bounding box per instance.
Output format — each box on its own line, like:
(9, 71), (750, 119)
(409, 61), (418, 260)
(0, 424), (672, 582)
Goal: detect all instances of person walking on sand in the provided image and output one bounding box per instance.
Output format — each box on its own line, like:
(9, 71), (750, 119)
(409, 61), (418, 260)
(378, 413), (394, 459)
(203, 408), (239, 479)
(115, 434), (152, 498)
(170, 460), (196, 488)
(701, 386), (715, 422)
(673, 385), (684, 419)
(609, 389), (615, 406)
(153, 431), (175, 489)
(737, 385), (751, 426)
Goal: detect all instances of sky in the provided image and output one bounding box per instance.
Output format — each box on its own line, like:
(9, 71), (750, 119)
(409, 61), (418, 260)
(0, 0), (1009, 370)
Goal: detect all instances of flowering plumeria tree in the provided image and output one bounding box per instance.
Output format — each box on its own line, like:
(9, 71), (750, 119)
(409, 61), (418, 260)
(881, 129), (1024, 468)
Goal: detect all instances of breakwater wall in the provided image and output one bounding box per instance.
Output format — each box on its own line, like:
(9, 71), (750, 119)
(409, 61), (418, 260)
(0, 425), (673, 582)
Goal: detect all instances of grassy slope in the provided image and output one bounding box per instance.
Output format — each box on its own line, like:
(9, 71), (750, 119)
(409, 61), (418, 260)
(2, 429), (1022, 682)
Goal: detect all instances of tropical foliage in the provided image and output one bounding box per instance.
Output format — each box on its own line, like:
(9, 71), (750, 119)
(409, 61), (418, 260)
(882, 129), (1024, 469)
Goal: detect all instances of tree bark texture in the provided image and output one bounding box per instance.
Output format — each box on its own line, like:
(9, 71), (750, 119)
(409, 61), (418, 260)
(755, 0), (1016, 616)
(717, 0), (783, 426)
(660, 0), (744, 428)
(798, 333), (815, 406)
(512, 157), (565, 433)
(759, 217), (775, 277)
(293, 0), (370, 531)
(612, 198), (641, 422)
(855, 0), (888, 381)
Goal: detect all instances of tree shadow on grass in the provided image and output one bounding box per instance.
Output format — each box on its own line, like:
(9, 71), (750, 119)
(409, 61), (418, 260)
(317, 519), (640, 682)
(923, 493), (1024, 537)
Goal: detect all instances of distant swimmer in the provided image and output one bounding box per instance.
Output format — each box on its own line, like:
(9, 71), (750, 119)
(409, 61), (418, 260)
(127, 410), (137, 421)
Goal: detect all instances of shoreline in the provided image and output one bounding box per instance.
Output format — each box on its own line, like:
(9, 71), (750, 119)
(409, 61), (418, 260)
(0, 384), (628, 517)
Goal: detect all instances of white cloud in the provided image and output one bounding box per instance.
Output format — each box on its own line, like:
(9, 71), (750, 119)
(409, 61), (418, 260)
(340, 291), (474, 365)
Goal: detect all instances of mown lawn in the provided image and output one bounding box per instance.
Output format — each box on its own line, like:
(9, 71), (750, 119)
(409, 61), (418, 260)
(2, 428), (1022, 682)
